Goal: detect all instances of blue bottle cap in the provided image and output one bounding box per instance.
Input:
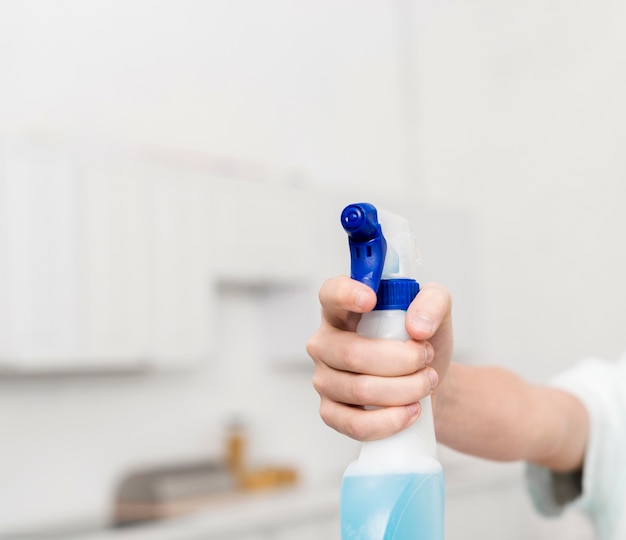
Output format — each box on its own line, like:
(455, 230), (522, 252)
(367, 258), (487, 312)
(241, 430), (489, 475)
(374, 279), (420, 311)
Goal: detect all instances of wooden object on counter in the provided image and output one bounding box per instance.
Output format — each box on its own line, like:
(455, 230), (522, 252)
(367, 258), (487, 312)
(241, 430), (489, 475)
(225, 419), (298, 491)
(225, 420), (246, 482)
(240, 466), (298, 491)
(114, 424), (299, 526)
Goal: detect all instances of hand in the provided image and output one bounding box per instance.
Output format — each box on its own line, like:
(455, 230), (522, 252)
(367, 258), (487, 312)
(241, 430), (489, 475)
(306, 275), (453, 441)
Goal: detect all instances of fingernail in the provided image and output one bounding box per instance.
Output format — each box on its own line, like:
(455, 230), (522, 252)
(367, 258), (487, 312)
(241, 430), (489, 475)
(424, 345), (433, 365)
(429, 369), (439, 389)
(355, 291), (369, 310)
(411, 313), (434, 334)
(407, 402), (421, 417)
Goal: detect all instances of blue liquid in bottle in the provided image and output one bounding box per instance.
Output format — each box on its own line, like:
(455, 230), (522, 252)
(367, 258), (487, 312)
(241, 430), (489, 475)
(341, 470), (445, 540)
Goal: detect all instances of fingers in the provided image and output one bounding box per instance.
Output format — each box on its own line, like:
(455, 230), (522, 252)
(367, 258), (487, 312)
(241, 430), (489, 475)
(307, 326), (432, 377)
(308, 275), (432, 378)
(308, 276), (452, 442)
(319, 396), (422, 442)
(313, 360), (438, 409)
(318, 275), (377, 331)
(405, 282), (452, 341)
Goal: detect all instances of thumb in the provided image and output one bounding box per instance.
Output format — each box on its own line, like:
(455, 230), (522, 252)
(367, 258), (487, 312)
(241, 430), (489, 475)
(405, 282), (452, 341)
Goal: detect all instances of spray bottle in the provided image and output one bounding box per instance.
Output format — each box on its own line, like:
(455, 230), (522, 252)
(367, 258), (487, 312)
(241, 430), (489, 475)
(339, 202), (444, 540)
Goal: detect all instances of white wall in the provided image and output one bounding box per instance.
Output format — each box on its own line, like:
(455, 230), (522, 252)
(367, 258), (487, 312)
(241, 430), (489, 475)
(0, 1), (409, 534)
(412, 0), (626, 381)
(0, 0), (410, 196)
(2, 1), (625, 538)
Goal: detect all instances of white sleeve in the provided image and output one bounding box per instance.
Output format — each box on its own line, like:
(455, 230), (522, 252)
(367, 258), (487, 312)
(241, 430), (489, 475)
(525, 355), (626, 539)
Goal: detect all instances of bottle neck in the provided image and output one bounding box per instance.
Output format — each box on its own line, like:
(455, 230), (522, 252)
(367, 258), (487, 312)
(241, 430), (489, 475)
(356, 309), (409, 341)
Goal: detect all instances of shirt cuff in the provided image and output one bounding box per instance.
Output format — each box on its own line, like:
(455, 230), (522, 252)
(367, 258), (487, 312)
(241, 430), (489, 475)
(526, 462), (583, 517)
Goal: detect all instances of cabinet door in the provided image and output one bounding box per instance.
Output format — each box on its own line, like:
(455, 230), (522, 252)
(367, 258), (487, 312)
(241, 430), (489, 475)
(0, 139), (82, 370)
(79, 159), (216, 368)
(80, 158), (153, 367)
(150, 171), (215, 365)
(0, 138), (216, 373)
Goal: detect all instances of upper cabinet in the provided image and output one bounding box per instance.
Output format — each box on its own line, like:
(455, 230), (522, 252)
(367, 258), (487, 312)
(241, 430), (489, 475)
(0, 137), (348, 374)
(0, 140), (84, 370)
(0, 139), (219, 373)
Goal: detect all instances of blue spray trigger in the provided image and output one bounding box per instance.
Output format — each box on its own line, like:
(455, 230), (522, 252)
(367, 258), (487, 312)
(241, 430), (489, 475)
(341, 203), (387, 292)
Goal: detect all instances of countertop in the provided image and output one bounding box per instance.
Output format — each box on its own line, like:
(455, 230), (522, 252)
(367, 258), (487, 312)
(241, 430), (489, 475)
(49, 486), (340, 540)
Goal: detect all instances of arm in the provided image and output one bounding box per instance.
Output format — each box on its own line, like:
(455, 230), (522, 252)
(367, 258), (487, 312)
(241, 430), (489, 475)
(434, 363), (589, 472)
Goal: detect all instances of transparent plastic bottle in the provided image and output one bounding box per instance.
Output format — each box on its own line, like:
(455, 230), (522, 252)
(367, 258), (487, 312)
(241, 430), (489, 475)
(339, 203), (445, 540)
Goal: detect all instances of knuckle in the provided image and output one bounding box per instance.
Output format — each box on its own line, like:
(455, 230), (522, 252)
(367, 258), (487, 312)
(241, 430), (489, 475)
(319, 402), (340, 433)
(405, 342), (424, 372)
(341, 339), (362, 371)
(350, 375), (372, 404)
(344, 414), (369, 441)
(305, 333), (321, 360)
(318, 398), (332, 424)
(311, 369), (325, 395)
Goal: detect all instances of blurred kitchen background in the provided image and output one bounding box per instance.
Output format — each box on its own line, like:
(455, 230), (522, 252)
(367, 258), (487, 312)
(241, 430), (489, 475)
(1, 1), (626, 538)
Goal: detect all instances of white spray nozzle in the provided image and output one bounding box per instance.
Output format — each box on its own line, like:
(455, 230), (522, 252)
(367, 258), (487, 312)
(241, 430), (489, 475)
(377, 209), (421, 280)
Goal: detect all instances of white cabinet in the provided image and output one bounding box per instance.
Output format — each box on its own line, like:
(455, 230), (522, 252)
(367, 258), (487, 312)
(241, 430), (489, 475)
(79, 157), (154, 366)
(0, 137), (341, 374)
(0, 139), (216, 373)
(0, 140), (88, 370)
(150, 172), (215, 364)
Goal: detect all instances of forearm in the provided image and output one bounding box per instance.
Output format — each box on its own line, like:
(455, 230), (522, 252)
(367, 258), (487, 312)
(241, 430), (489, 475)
(433, 363), (589, 472)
